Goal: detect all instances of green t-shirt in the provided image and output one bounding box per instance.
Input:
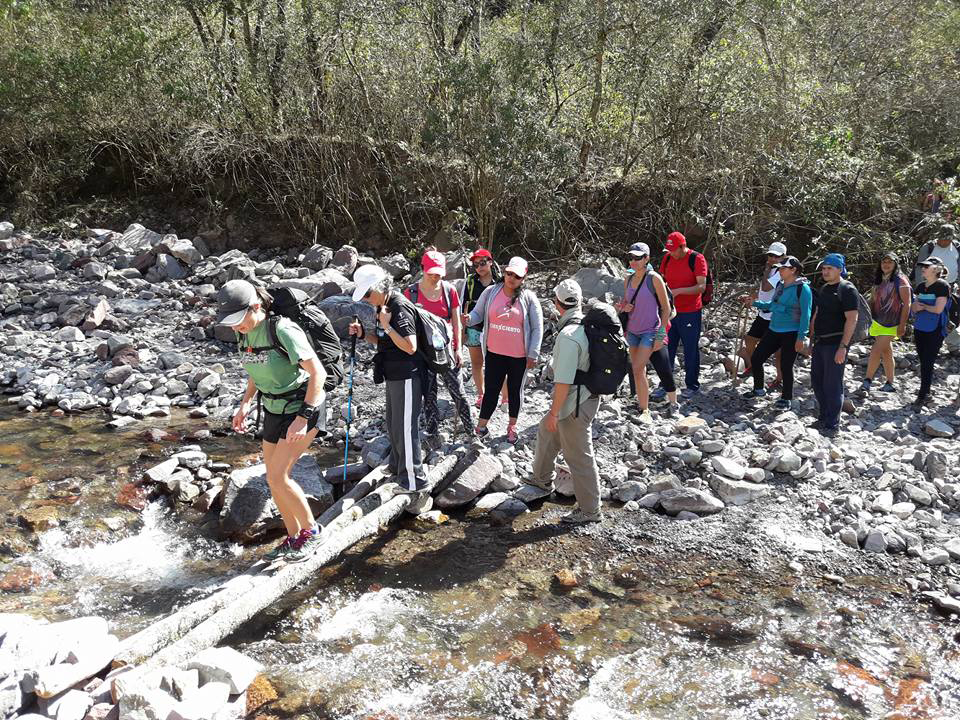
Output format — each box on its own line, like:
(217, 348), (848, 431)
(239, 317), (317, 414)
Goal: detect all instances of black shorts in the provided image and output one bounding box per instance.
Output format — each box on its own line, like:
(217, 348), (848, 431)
(747, 316), (770, 339)
(261, 405), (326, 444)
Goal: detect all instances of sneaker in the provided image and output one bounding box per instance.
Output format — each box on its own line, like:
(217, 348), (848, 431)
(742, 388), (767, 399)
(820, 426), (839, 438)
(396, 475), (430, 493)
(475, 425), (489, 439)
(506, 425), (519, 444)
(650, 387), (667, 402)
(662, 402), (681, 418)
(774, 398), (792, 410)
(912, 395), (932, 412)
(680, 387), (700, 399)
(766, 378), (783, 391)
(638, 409), (653, 424)
(285, 529), (324, 563)
(880, 382), (895, 393)
(560, 509), (603, 525)
(859, 379), (873, 393)
(264, 536), (295, 562)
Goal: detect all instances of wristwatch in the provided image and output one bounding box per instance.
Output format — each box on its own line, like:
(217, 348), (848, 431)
(297, 404), (317, 419)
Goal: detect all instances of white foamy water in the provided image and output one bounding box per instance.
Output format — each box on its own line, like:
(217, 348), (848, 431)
(308, 587), (421, 642)
(34, 502), (241, 599)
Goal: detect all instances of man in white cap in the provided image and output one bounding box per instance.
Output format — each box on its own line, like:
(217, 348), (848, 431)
(530, 279), (602, 524)
(349, 264), (427, 492)
(739, 241), (787, 386)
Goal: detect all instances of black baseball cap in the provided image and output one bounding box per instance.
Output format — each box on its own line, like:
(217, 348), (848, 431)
(773, 256), (803, 271)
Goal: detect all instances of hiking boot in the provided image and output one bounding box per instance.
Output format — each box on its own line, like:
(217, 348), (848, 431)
(285, 529), (324, 563)
(560, 509), (603, 525)
(680, 387), (700, 399)
(912, 395), (932, 412)
(880, 382), (896, 393)
(506, 425), (519, 444)
(264, 536), (295, 562)
(650, 387), (667, 402)
(774, 398), (792, 410)
(742, 388), (767, 399)
(859, 378), (873, 394)
(638, 409), (654, 425)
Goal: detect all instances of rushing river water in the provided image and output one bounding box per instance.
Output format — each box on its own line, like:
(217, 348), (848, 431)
(2, 408), (959, 719)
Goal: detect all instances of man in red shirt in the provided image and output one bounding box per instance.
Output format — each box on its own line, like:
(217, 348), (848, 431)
(403, 250), (474, 435)
(657, 232), (708, 398)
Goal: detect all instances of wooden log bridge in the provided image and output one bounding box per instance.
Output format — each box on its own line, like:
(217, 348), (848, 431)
(115, 451), (464, 671)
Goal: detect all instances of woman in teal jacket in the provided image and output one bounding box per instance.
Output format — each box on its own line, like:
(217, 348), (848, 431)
(740, 256), (813, 408)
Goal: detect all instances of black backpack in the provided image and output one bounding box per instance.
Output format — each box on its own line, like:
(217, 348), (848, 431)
(264, 287), (345, 392)
(572, 301), (631, 414)
(660, 250), (714, 306)
(395, 292), (454, 374)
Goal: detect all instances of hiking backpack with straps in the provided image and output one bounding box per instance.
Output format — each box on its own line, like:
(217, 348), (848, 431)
(572, 301), (631, 415)
(660, 250), (715, 306)
(396, 292), (455, 374)
(263, 286), (345, 392)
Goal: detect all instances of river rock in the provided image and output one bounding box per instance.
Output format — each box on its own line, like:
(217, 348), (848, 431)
(612, 481), (648, 503)
(921, 547), (950, 566)
(490, 496), (529, 521)
(153, 254), (188, 281)
(196, 373), (220, 398)
(219, 455), (333, 539)
(169, 681), (229, 720)
(39, 688), (92, 720)
(330, 245), (359, 275)
(379, 253), (410, 279)
(711, 456), (746, 480)
(572, 267), (623, 300)
(83, 262), (109, 281)
(772, 448), (802, 473)
(871, 490), (894, 513)
(708, 476), (771, 506)
(513, 483), (552, 504)
(679, 448), (702, 466)
(923, 419), (954, 438)
(435, 452), (503, 509)
(0, 221), (12, 240)
(19, 506), (60, 531)
(863, 528), (888, 553)
(144, 457), (180, 484)
(302, 244), (333, 270)
(186, 647), (262, 694)
(659, 488), (723, 516)
(466, 492), (511, 517)
(676, 416), (707, 435)
(104, 365), (134, 385)
(275, 268), (353, 299)
(164, 238), (203, 266)
(945, 537), (960, 561)
(361, 435), (391, 467)
(56, 326), (85, 342)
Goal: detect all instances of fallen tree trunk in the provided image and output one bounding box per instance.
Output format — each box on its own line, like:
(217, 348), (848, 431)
(316, 464), (388, 528)
(116, 464), (385, 667)
(139, 452), (461, 671)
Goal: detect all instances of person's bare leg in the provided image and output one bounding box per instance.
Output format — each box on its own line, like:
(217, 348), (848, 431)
(865, 340), (884, 381)
(262, 441), (297, 537)
(634, 345), (653, 412)
(265, 428), (320, 536)
(881, 337), (895, 383)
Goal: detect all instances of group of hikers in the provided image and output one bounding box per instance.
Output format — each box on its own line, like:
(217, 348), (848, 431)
(214, 223), (960, 559)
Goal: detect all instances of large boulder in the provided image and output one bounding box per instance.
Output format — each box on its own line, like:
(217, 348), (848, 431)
(274, 269), (353, 300)
(379, 253), (411, 279)
(434, 451), (503, 509)
(162, 237), (204, 266)
(302, 244), (333, 271)
(709, 476), (771, 506)
(120, 223), (164, 252)
(317, 294), (378, 339)
(153, 254), (188, 281)
(330, 245), (359, 276)
(219, 455), (334, 540)
(573, 267), (625, 301)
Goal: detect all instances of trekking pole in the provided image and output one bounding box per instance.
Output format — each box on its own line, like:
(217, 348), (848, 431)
(342, 316), (359, 484)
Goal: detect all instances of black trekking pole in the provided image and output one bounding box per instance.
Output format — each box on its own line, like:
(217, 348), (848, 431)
(342, 316), (359, 484)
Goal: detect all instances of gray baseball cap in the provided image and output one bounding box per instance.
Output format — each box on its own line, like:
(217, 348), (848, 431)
(628, 242), (650, 258)
(216, 279), (258, 326)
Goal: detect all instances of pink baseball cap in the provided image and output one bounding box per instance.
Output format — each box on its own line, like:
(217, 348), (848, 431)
(422, 250), (446, 276)
(504, 256), (528, 277)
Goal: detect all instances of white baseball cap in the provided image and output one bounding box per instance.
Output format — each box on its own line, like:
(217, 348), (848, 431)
(504, 256), (528, 277)
(554, 279), (583, 306)
(352, 264), (387, 302)
(765, 241), (787, 256)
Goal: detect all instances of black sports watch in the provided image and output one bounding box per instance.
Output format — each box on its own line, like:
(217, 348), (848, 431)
(297, 404), (317, 419)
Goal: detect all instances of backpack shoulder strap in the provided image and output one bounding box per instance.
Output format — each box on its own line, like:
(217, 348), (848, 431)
(442, 280), (453, 320)
(265, 315), (291, 359)
(688, 251), (698, 273)
(406, 283), (418, 305)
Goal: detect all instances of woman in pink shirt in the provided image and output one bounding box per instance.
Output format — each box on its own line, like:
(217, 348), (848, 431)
(466, 257), (544, 444)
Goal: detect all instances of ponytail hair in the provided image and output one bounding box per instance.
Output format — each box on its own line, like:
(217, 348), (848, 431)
(254, 286), (273, 311)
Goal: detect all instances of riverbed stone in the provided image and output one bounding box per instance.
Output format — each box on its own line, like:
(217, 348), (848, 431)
(186, 647), (262, 694)
(676, 416), (707, 435)
(923, 419), (954, 438)
(710, 456), (746, 480)
(434, 452), (503, 509)
(708, 476), (771, 506)
(612, 481), (647, 503)
(659, 488), (723, 516)
(944, 537), (960, 561)
(466, 492), (511, 517)
(219, 455), (333, 540)
(144, 457), (180, 484)
(921, 547), (950, 566)
(168, 681), (229, 720)
(19, 506), (60, 531)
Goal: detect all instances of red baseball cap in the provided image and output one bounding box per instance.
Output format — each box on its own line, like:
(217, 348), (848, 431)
(422, 250), (446, 276)
(470, 248), (493, 262)
(665, 232), (686, 252)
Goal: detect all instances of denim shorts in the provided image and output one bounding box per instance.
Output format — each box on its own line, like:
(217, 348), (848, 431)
(465, 327), (483, 347)
(626, 329), (663, 348)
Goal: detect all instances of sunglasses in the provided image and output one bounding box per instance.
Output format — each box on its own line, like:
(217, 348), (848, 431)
(473, 259), (491, 267)
(628, 254), (647, 261)
(504, 271), (522, 279)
